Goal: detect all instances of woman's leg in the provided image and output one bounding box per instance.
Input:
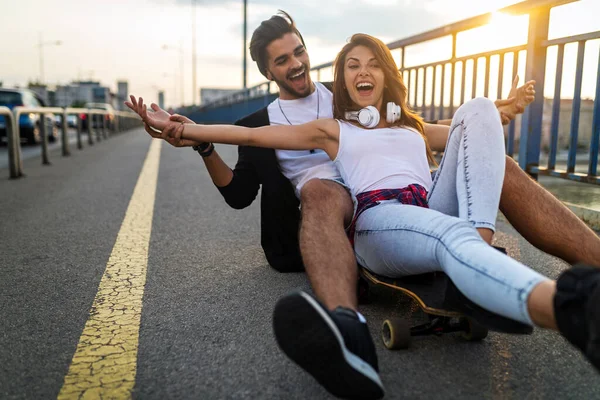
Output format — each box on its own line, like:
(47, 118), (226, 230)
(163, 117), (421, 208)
(355, 202), (600, 371)
(427, 97), (505, 244)
(354, 201), (547, 325)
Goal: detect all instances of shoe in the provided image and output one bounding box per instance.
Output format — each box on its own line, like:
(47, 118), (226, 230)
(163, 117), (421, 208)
(443, 246), (534, 335)
(554, 264), (600, 371)
(273, 291), (384, 399)
(444, 277), (534, 335)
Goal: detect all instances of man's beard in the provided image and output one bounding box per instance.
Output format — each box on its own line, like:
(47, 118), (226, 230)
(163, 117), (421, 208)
(272, 65), (313, 99)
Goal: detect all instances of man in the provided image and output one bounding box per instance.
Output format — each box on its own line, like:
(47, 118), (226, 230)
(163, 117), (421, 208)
(128, 11), (600, 399)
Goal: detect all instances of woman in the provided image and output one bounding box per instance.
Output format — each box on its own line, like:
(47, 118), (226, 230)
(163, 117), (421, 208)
(130, 34), (600, 373)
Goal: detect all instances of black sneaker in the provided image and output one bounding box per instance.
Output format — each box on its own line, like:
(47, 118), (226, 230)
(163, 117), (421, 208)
(554, 265), (600, 371)
(273, 291), (384, 399)
(443, 246), (534, 335)
(444, 278), (534, 335)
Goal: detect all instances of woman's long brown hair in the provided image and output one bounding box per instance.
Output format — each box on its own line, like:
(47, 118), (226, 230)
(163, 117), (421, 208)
(332, 33), (436, 164)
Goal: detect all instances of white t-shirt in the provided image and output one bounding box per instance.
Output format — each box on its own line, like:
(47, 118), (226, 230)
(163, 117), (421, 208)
(267, 82), (340, 197)
(333, 120), (433, 196)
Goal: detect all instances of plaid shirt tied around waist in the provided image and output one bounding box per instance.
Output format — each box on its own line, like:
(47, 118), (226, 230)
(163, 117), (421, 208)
(347, 184), (429, 246)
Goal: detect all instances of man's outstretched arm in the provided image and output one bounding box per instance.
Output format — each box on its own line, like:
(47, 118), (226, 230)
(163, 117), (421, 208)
(165, 114), (260, 210)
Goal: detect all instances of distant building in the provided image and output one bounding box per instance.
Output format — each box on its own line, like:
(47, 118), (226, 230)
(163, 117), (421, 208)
(117, 81), (129, 111)
(200, 88), (240, 105)
(158, 91), (165, 109)
(54, 81), (111, 107)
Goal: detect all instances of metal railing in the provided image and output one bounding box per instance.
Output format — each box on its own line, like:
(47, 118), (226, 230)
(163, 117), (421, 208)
(529, 30), (600, 182)
(206, 82), (273, 109)
(1, 106), (20, 179)
(5, 107), (140, 179)
(195, 0), (599, 185)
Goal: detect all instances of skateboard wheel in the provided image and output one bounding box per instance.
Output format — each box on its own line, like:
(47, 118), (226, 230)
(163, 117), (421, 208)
(461, 318), (489, 341)
(382, 318), (411, 350)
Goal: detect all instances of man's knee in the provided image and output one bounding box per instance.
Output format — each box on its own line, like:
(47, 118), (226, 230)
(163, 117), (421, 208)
(300, 179), (353, 223)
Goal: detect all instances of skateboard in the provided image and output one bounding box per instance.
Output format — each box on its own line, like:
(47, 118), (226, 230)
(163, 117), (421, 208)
(358, 268), (533, 350)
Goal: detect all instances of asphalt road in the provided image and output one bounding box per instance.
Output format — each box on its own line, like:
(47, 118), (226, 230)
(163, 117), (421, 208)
(1, 128), (599, 399)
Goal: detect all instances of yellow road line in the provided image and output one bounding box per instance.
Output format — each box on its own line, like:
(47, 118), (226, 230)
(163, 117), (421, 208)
(58, 139), (162, 399)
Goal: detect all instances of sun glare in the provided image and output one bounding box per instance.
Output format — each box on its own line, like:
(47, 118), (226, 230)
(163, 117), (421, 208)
(456, 12), (529, 58)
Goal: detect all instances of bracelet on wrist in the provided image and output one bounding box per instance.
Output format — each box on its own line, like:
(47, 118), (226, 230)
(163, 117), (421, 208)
(193, 142), (214, 157)
(200, 143), (215, 157)
(192, 142), (211, 152)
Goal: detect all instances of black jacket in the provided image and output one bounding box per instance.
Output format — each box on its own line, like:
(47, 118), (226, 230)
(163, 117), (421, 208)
(217, 107), (304, 272)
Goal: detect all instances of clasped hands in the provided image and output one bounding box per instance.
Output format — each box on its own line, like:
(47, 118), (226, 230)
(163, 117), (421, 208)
(124, 95), (203, 147)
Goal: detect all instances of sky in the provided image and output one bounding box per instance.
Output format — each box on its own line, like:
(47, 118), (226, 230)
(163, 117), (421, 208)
(0, 0), (598, 107)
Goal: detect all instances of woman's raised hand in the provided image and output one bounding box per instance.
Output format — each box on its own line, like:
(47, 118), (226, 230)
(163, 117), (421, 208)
(125, 96), (201, 147)
(124, 95), (170, 131)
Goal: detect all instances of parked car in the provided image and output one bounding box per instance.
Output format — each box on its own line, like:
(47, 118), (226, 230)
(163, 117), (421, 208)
(80, 103), (115, 131)
(0, 88), (58, 145)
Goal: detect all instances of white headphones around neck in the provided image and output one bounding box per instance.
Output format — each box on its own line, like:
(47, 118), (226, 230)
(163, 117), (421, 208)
(344, 102), (401, 129)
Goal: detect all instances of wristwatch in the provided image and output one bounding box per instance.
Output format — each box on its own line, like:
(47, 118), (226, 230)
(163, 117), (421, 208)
(192, 142), (214, 157)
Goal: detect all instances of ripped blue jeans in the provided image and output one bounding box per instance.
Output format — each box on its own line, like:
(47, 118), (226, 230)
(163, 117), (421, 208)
(353, 98), (549, 325)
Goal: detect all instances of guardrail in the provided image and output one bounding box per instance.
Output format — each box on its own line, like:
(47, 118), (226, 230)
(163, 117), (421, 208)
(528, 30), (600, 183)
(5, 107), (140, 179)
(194, 0), (599, 185)
(0, 106), (20, 179)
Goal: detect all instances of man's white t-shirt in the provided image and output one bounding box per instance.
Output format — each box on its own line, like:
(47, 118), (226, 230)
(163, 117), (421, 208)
(267, 82), (341, 197)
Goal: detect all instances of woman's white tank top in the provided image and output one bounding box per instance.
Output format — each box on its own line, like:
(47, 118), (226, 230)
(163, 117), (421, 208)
(333, 120), (433, 196)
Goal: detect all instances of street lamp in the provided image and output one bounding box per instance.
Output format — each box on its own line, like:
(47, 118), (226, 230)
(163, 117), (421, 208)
(192, 0), (197, 105)
(38, 32), (62, 83)
(162, 41), (184, 107)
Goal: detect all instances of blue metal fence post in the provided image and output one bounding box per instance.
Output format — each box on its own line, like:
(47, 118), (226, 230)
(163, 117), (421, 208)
(567, 41), (586, 173)
(518, 7), (550, 177)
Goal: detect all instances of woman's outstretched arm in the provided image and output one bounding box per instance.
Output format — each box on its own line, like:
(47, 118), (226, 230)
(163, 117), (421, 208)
(132, 96), (339, 157)
(178, 119), (338, 155)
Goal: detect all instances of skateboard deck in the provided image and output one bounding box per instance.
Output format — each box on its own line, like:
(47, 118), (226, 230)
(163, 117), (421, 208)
(360, 268), (462, 317)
